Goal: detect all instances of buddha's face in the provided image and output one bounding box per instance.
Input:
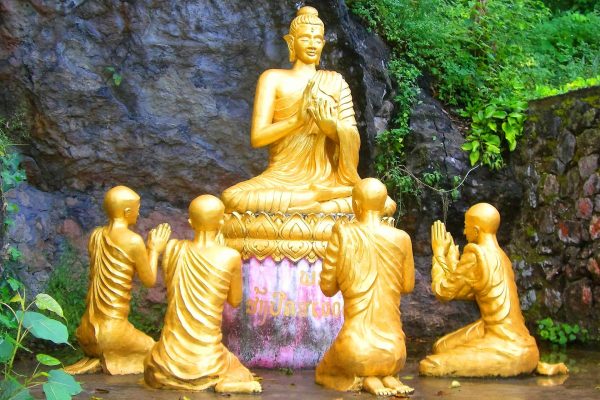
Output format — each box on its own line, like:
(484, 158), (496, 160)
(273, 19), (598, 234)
(291, 24), (324, 64)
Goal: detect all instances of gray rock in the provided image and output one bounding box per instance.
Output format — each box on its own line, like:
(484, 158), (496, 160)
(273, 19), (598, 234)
(557, 131), (576, 165)
(578, 154), (599, 179)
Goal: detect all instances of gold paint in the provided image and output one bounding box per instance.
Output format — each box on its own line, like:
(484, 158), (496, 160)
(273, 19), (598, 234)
(144, 195), (261, 393)
(65, 186), (171, 375)
(315, 179), (415, 397)
(221, 6), (396, 216)
(224, 211), (394, 262)
(419, 203), (541, 377)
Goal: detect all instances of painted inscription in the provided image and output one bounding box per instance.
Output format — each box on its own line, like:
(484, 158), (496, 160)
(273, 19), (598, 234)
(222, 257), (344, 368)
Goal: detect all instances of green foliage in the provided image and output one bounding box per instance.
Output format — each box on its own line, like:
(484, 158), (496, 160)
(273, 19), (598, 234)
(349, 0), (600, 172)
(537, 317), (589, 346)
(105, 66), (123, 87)
(0, 278), (82, 400)
(45, 249), (87, 340)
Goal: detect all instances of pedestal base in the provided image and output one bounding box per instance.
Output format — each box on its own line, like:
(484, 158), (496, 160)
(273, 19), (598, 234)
(222, 256), (343, 368)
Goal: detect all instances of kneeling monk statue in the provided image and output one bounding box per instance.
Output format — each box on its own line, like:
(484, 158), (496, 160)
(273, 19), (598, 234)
(315, 178), (415, 396)
(65, 186), (171, 375)
(420, 203), (566, 377)
(221, 6), (394, 215)
(144, 195), (261, 393)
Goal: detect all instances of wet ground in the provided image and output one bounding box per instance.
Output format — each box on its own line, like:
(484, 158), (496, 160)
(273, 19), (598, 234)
(25, 345), (600, 400)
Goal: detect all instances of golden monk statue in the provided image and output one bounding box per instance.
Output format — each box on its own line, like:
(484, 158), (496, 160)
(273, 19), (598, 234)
(65, 186), (171, 375)
(315, 178), (414, 396)
(419, 203), (547, 377)
(222, 6), (394, 215)
(144, 195), (261, 393)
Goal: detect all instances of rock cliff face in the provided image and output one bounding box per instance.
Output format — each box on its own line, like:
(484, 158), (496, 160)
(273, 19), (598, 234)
(508, 86), (600, 338)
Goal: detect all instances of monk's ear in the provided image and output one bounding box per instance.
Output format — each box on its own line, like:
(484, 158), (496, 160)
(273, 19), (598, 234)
(284, 34), (295, 63)
(188, 218), (193, 228)
(124, 207), (131, 216)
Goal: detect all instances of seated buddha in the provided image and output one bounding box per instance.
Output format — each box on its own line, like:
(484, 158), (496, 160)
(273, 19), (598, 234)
(221, 6), (395, 215)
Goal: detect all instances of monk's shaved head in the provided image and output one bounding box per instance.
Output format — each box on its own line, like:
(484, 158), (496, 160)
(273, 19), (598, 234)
(465, 203), (500, 234)
(353, 178), (388, 213)
(104, 186), (140, 218)
(189, 195), (225, 231)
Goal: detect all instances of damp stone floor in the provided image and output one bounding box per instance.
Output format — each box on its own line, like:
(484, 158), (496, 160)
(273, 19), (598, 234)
(26, 345), (600, 400)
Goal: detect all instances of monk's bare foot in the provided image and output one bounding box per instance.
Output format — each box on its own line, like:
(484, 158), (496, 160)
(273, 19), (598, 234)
(536, 361), (569, 376)
(63, 357), (102, 375)
(363, 376), (395, 396)
(215, 380), (262, 393)
(382, 376), (414, 395)
(312, 184), (353, 201)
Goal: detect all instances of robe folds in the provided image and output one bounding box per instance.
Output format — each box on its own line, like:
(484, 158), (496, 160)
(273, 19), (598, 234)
(144, 240), (253, 390)
(316, 222), (409, 390)
(222, 70), (360, 213)
(420, 243), (539, 377)
(76, 227), (155, 375)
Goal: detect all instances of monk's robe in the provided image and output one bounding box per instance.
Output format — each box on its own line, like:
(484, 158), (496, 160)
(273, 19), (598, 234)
(75, 227), (155, 375)
(144, 240), (253, 390)
(419, 243), (539, 377)
(222, 70), (361, 214)
(315, 221), (409, 390)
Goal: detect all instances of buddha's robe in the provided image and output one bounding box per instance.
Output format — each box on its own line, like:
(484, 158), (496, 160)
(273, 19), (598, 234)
(144, 240), (253, 390)
(316, 222), (410, 391)
(222, 70), (360, 214)
(419, 243), (539, 377)
(76, 227), (155, 375)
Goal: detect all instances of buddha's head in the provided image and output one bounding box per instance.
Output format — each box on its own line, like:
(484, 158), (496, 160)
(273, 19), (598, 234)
(188, 194), (225, 232)
(464, 203), (500, 242)
(103, 185), (140, 224)
(284, 6), (325, 65)
(352, 178), (388, 217)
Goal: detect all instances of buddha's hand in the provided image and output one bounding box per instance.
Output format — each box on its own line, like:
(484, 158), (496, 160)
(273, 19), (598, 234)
(148, 223), (171, 253)
(296, 80), (315, 125)
(308, 97), (338, 139)
(431, 220), (454, 258)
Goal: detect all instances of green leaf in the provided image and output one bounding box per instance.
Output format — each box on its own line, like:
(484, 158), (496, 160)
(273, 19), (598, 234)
(16, 311), (69, 344)
(487, 121), (497, 132)
(7, 278), (21, 291)
(36, 353), (62, 366)
(112, 73), (122, 86)
(461, 142), (473, 151)
(35, 294), (65, 319)
(569, 334), (576, 341)
(0, 378), (34, 400)
(9, 293), (22, 304)
(492, 110), (507, 119)
(0, 337), (14, 362)
(0, 314), (17, 329)
(45, 370), (82, 398)
(469, 150), (480, 166)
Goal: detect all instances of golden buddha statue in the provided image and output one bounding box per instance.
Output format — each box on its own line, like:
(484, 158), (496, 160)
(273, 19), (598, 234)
(65, 186), (171, 375)
(315, 178), (414, 396)
(419, 203), (550, 377)
(221, 6), (395, 215)
(144, 195), (261, 393)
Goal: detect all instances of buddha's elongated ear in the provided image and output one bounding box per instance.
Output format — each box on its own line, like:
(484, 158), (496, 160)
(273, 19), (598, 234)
(284, 34), (295, 63)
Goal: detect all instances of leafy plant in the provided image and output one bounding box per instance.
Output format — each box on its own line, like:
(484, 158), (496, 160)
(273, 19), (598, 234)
(105, 66), (123, 87)
(0, 277), (82, 399)
(348, 0), (600, 179)
(537, 317), (589, 346)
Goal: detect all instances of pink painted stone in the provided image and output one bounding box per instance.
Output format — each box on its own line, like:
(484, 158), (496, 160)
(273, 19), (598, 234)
(222, 257), (344, 368)
(590, 215), (600, 240)
(576, 198), (593, 219)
